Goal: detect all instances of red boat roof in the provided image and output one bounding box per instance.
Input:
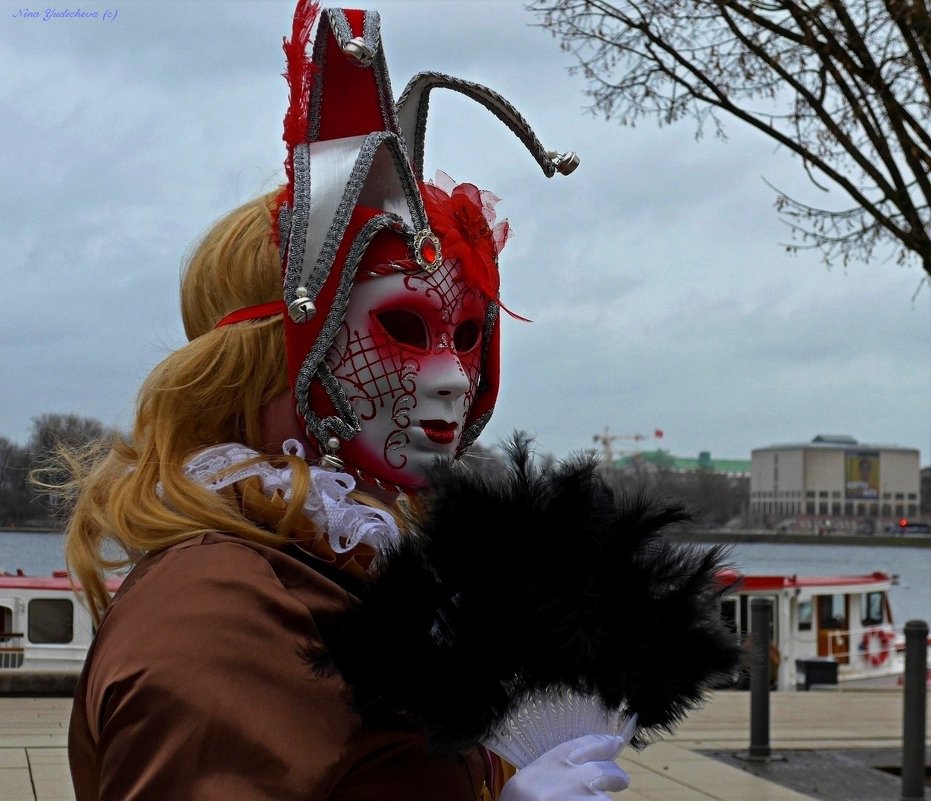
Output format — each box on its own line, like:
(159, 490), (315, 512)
(717, 570), (893, 592)
(0, 571), (123, 593)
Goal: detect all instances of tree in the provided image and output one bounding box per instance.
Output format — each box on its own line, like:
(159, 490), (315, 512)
(27, 414), (108, 458)
(529, 0), (931, 277)
(26, 414), (110, 522)
(0, 436), (31, 525)
(604, 461), (749, 526)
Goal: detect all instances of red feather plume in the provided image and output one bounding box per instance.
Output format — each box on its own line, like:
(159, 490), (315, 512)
(278, 0), (320, 233)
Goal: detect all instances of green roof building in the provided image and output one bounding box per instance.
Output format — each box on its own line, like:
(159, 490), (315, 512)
(612, 449), (751, 478)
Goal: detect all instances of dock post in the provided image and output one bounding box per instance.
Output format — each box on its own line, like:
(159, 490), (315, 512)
(901, 619), (928, 801)
(749, 597), (772, 760)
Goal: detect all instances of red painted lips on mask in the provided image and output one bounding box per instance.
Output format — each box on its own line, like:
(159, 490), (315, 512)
(420, 420), (457, 445)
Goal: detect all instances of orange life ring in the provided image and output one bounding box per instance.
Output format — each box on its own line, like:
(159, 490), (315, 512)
(860, 629), (893, 666)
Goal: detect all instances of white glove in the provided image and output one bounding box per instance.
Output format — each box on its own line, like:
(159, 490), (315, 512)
(498, 734), (630, 801)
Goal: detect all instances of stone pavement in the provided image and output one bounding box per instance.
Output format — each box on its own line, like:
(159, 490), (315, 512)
(623, 689), (927, 801)
(0, 697), (73, 801)
(0, 690), (927, 800)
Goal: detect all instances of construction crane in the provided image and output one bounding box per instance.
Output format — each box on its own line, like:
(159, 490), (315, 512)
(593, 427), (664, 465)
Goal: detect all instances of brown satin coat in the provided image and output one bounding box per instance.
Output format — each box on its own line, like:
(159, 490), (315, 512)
(69, 532), (494, 800)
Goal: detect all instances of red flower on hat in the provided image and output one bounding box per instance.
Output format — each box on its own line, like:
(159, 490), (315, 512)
(420, 172), (511, 307)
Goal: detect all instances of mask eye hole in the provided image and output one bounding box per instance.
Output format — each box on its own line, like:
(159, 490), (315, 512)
(375, 309), (428, 350)
(453, 320), (481, 353)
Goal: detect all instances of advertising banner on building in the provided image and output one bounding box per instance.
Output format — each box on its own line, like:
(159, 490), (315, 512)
(845, 451), (880, 499)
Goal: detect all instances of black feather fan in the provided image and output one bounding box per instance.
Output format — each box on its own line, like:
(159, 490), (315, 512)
(311, 437), (741, 751)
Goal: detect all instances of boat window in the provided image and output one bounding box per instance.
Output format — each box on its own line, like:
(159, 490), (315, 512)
(817, 594), (847, 629)
(861, 592), (884, 626)
(798, 600), (812, 631)
(0, 606), (13, 642)
(27, 599), (74, 644)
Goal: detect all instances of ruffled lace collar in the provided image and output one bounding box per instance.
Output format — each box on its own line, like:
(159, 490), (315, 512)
(183, 440), (401, 564)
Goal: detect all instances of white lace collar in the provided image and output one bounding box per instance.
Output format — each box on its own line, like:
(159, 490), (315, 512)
(183, 440), (401, 562)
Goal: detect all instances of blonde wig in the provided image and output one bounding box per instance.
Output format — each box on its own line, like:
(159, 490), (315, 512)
(63, 190), (314, 623)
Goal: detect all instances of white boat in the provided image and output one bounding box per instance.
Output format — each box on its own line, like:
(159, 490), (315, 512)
(1, 567), (920, 693)
(717, 569), (918, 690)
(0, 571), (119, 687)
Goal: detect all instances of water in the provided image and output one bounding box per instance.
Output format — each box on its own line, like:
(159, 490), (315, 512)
(0, 531), (67, 575)
(2, 532), (929, 625)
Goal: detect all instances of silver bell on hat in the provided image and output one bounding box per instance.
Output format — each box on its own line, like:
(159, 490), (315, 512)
(288, 286), (317, 324)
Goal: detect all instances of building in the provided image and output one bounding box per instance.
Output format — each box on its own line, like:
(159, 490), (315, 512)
(750, 434), (920, 524)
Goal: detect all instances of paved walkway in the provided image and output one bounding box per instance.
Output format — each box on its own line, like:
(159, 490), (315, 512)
(0, 697), (72, 801)
(624, 689), (926, 801)
(0, 690), (926, 800)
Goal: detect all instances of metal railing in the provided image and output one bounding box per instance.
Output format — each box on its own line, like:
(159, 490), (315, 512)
(0, 631), (25, 669)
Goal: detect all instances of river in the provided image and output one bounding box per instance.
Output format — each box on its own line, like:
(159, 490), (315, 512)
(2, 531), (929, 625)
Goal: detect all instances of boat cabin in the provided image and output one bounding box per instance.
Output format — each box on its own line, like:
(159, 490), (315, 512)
(718, 570), (901, 690)
(0, 573), (118, 674)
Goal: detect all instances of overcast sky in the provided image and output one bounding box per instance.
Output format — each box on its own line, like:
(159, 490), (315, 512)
(1, 0), (929, 467)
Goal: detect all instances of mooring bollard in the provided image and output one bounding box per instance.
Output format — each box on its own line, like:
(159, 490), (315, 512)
(901, 619), (928, 801)
(749, 597), (772, 760)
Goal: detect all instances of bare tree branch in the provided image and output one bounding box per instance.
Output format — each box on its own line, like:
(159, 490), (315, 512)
(529, 0), (931, 276)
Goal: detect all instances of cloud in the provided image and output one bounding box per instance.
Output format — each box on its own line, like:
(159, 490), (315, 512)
(0, 0), (927, 470)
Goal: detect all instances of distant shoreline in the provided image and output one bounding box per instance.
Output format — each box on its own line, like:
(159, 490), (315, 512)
(672, 529), (931, 548)
(3, 526), (929, 547)
(0, 526), (60, 534)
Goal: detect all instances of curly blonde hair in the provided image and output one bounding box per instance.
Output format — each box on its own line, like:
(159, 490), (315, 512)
(63, 190), (313, 623)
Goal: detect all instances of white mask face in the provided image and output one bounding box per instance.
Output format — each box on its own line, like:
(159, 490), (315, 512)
(325, 259), (487, 488)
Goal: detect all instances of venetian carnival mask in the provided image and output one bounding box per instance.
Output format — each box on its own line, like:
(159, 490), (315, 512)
(325, 259), (487, 487)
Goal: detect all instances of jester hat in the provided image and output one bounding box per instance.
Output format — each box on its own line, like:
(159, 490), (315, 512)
(271, 3), (577, 480)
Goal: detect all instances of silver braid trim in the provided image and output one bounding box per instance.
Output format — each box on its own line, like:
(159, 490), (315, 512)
(284, 144), (312, 298)
(396, 72), (560, 181)
(308, 18), (329, 143)
(461, 409), (494, 453)
(457, 299), (500, 451)
(277, 202), (292, 266)
(327, 8), (357, 52)
(370, 28), (402, 137)
(480, 300), (500, 392)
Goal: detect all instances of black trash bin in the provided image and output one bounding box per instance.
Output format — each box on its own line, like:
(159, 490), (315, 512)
(795, 658), (838, 690)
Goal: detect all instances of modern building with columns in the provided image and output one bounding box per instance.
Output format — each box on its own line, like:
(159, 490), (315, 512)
(750, 434), (920, 524)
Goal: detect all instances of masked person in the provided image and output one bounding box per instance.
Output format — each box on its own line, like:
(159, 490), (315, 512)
(62, 5), (635, 801)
